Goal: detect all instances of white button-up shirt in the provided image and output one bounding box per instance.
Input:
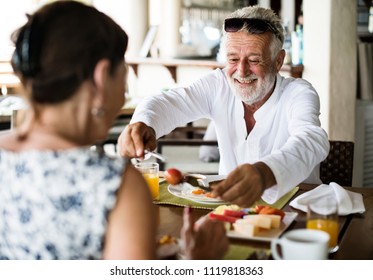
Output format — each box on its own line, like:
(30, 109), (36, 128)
(131, 69), (329, 203)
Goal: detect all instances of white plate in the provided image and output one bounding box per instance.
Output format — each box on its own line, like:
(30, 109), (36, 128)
(227, 212), (298, 242)
(168, 183), (226, 204)
(168, 174), (227, 205)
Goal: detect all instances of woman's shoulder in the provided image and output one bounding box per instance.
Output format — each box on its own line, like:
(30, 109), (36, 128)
(0, 131), (20, 150)
(0, 144), (128, 176)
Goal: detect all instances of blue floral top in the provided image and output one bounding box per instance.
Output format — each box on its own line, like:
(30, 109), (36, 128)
(0, 147), (127, 259)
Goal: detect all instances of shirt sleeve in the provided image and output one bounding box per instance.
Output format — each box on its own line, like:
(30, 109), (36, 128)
(260, 79), (330, 204)
(130, 69), (224, 139)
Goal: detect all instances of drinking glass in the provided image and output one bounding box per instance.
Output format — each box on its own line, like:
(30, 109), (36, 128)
(306, 197), (339, 253)
(135, 162), (159, 200)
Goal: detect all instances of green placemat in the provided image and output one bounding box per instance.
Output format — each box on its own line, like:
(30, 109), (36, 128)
(155, 183), (299, 210)
(224, 244), (271, 260)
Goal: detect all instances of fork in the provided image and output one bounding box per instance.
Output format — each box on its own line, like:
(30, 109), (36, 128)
(184, 174), (212, 192)
(136, 149), (167, 162)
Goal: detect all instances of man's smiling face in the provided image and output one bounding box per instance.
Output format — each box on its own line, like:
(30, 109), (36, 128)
(225, 31), (278, 105)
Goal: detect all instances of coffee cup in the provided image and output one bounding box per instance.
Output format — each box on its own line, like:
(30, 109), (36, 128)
(271, 229), (329, 260)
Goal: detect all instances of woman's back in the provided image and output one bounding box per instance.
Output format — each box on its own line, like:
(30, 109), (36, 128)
(0, 0), (228, 260)
(0, 148), (126, 259)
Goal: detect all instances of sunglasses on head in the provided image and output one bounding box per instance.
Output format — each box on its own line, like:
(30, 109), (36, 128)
(12, 17), (41, 77)
(224, 18), (282, 42)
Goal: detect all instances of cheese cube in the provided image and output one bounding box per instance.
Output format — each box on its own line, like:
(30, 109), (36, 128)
(233, 221), (259, 237)
(260, 214), (281, 228)
(242, 215), (272, 229)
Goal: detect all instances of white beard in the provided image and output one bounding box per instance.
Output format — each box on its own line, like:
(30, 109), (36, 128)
(228, 70), (276, 105)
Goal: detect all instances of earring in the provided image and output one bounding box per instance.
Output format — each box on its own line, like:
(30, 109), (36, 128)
(91, 107), (105, 118)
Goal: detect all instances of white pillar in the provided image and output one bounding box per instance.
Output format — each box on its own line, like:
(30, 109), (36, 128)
(149, 0), (161, 26)
(281, 0), (295, 32)
(258, 0), (271, 9)
(94, 0), (149, 58)
(303, 0), (356, 141)
(158, 0), (181, 58)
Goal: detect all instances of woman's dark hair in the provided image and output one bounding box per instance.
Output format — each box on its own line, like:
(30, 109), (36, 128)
(11, 0), (128, 104)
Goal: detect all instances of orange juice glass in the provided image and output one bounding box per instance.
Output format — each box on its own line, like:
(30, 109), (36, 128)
(306, 219), (338, 249)
(143, 173), (160, 200)
(307, 197), (339, 253)
(135, 162), (159, 200)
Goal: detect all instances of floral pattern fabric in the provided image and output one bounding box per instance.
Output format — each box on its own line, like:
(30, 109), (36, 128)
(0, 147), (126, 259)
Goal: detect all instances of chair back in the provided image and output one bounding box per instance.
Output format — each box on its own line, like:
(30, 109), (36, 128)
(320, 141), (354, 186)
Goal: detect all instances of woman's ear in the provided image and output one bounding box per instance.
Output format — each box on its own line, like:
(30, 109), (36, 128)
(93, 59), (110, 91)
(92, 59), (110, 109)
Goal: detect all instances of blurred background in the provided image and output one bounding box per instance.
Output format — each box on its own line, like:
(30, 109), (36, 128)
(0, 0), (373, 186)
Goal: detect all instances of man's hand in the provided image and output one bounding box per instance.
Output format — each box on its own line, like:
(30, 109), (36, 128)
(117, 122), (157, 158)
(211, 162), (276, 208)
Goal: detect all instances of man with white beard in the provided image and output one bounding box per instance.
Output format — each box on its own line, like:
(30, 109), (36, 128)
(118, 6), (329, 207)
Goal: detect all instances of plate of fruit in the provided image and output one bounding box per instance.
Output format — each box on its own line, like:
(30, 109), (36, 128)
(208, 204), (298, 242)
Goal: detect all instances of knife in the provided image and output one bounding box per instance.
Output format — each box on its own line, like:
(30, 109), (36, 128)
(184, 174), (211, 192)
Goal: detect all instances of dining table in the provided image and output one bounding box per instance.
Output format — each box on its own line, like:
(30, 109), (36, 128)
(154, 183), (373, 260)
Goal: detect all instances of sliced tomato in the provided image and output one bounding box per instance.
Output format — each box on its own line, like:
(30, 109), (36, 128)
(223, 209), (245, 218)
(208, 213), (239, 223)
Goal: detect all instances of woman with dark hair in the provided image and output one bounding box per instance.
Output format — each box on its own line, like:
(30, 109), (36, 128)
(0, 1), (228, 260)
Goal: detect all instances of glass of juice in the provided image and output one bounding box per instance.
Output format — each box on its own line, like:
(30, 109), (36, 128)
(135, 162), (159, 200)
(306, 197), (339, 253)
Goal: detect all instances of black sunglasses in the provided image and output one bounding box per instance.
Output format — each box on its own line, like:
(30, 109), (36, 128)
(224, 18), (282, 42)
(12, 17), (41, 77)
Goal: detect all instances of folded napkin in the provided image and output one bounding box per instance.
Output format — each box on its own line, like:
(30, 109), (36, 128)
(289, 182), (365, 215)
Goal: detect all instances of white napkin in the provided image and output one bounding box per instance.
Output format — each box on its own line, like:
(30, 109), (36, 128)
(289, 182), (365, 216)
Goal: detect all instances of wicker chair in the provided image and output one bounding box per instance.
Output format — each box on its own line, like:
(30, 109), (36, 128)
(319, 141), (354, 186)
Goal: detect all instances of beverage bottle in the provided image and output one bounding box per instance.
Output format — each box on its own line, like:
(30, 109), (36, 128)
(291, 24), (303, 65)
(369, 4), (373, 33)
(296, 24), (303, 64)
(283, 20), (292, 64)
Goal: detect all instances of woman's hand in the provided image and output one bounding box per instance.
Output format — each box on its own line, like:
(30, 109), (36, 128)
(181, 207), (229, 259)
